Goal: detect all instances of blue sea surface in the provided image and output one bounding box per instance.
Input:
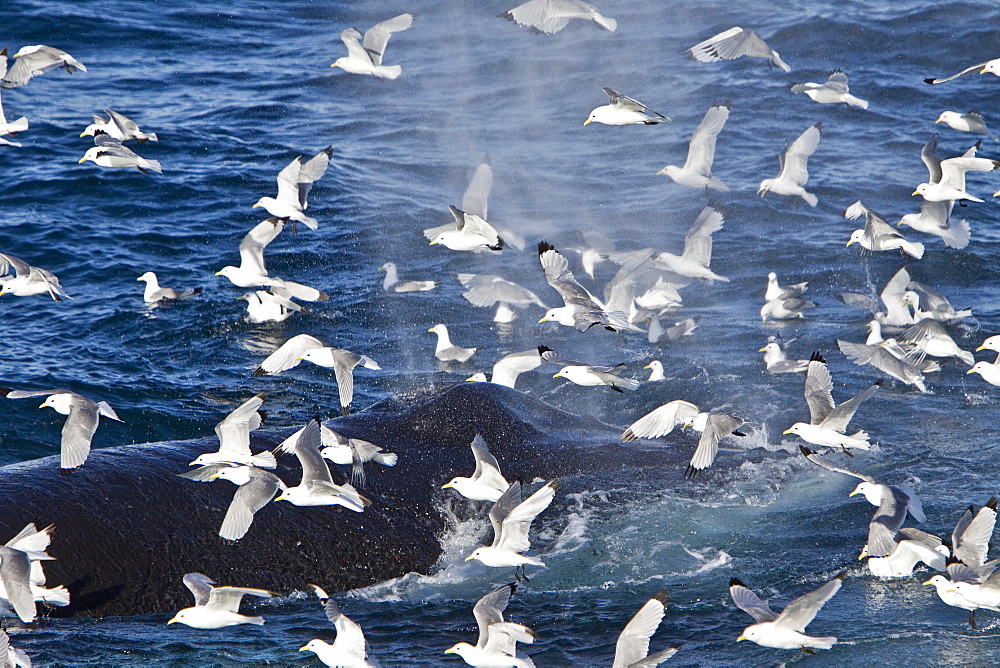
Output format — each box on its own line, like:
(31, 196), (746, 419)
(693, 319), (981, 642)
(4, 0), (1000, 665)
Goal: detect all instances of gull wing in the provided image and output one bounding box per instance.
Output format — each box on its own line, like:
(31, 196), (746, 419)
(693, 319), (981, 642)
(682, 103), (730, 176)
(253, 334), (324, 375)
(62, 395), (101, 470)
(680, 204), (725, 269)
(491, 349), (544, 388)
(867, 486), (915, 557)
(686, 27), (788, 70)
(502, 0), (573, 35)
(803, 353), (835, 425)
(612, 590), (667, 668)
(939, 156), (1000, 190)
(622, 400), (700, 441)
(219, 468), (282, 541)
(362, 13), (413, 67)
(799, 446), (874, 483)
(238, 218), (284, 276)
(819, 380), (880, 433)
(2, 47), (75, 88)
(603, 87), (669, 121)
(331, 608), (368, 659)
(947, 561), (983, 584)
(822, 69), (850, 93)
(952, 498), (998, 569)
(925, 60), (993, 85)
(0, 547), (34, 623)
(777, 123), (821, 186)
(182, 572), (216, 607)
(470, 435), (502, 480)
(774, 572), (845, 633)
(495, 479), (559, 555)
(327, 348), (364, 410)
(845, 201), (903, 246)
(296, 147), (332, 209)
(538, 241), (607, 330)
(473, 583), (516, 648)
(274, 156), (304, 207)
(728, 578), (779, 624)
(921, 134), (943, 184)
(488, 482), (523, 547)
(686, 413), (741, 478)
(462, 277), (543, 307)
(292, 419), (334, 487)
(339, 28), (372, 65)
(205, 585), (272, 613)
(214, 393), (265, 458)
(106, 109), (147, 140)
(462, 156), (492, 219)
(836, 340), (926, 389)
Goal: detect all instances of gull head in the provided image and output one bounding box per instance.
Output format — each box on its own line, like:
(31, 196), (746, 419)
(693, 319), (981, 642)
(465, 547), (486, 562)
(40, 394), (73, 415)
(737, 625), (764, 643)
(782, 423), (805, 436)
(444, 643), (472, 656)
(79, 147), (100, 164)
(13, 46), (44, 58)
(167, 609), (190, 625)
(215, 266), (236, 278)
(968, 362), (989, 376)
(210, 466), (252, 486)
(252, 196), (272, 210)
(976, 335), (1000, 352)
(442, 478), (460, 490)
(466, 372), (487, 382)
(849, 481), (882, 505)
(657, 165), (680, 178)
(846, 229), (865, 247)
(299, 640), (329, 654)
(923, 575), (948, 587)
(757, 180), (774, 197)
(982, 59), (1000, 75)
(913, 183), (930, 197)
(935, 111), (959, 125)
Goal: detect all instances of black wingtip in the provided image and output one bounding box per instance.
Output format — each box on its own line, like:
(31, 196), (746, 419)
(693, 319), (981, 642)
(683, 465), (699, 479)
(621, 430), (636, 442)
(923, 77), (936, 84)
(729, 577), (746, 588)
(0, 388), (11, 398)
(610, 385), (624, 393)
(987, 497), (998, 511)
(833, 570), (848, 581)
(537, 345), (553, 355)
(538, 241), (556, 256)
(251, 367), (265, 377)
(340, 406), (349, 417)
(799, 444), (817, 457)
(873, 379), (885, 387)
(547, 478), (561, 493)
(651, 589), (669, 604)
(731, 430), (746, 437)
(809, 351), (825, 364)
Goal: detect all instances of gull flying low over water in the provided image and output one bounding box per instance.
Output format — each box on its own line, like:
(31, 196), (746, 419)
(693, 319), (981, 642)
(500, 0), (616, 34)
(538, 241), (628, 332)
(760, 340), (809, 374)
(790, 70), (869, 109)
(301, 585), (378, 667)
(897, 317), (974, 367)
(252, 333), (381, 415)
(936, 110), (998, 142)
(652, 204), (730, 283)
(585, 87), (669, 126)
(252, 147), (331, 230)
(168, 572), (273, 629)
(443, 435), (510, 503)
(897, 134), (972, 249)
(430, 206), (504, 251)
(612, 590), (682, 668)
(782, 352), (881, 452)
(137, 271), (199, 304)
(81, 109), (158, 142)
(1, 389), (122, 472)
(685, 27), (790, 71)
(544, 347), (639, 392)
(0, 252), (69, 300)
(621, 399), (745, 478)
(1, 45), (86, 88)
(837, 320), (938, 393)
(466, 479), (560, 580)
(215, 218), (328, 302)
(730, 573), (845, 651)
(79, 135), (161, 174)
(845, 201), (924, 259)
(758, 122), (822, 206)
(657, 101), (730, 190)
(801, 447), (928, 568)
(466, 347), (545, 389)
(276, 421), (395, 487)
(210, 465), (283, 541)
(444, 583), (536, 667)
(912, 154), (1000, 203)
(331, 13), (413, 79)
(924, 58), (1000, 84)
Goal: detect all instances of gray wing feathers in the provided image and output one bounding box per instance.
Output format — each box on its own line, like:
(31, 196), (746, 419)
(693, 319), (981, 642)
(821, 381), (880, 433)
(775, 574), (844, 633)
(183, 572), (216, 607)
(683, 104), (730, 175)
(62, 399), (101, 470)
(462, 157), (492, 219)
(362, 14), (413, 67)
(219, 470), (281, 541)
(613, 591), (667, 668)
(0, 547), (34, 623)
(803, 358), (835, 425)
(729, 581), (779, 623)
(474, 583), (516, 648)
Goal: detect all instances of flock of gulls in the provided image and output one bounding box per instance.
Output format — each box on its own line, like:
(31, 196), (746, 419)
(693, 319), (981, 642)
(3, 1), (1000, 665)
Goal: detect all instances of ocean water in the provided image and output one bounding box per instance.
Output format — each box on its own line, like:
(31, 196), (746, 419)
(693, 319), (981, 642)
(3, 0), (1000, 664)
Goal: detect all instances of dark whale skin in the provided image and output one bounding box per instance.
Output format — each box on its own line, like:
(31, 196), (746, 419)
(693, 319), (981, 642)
(0, 382), (623, 617)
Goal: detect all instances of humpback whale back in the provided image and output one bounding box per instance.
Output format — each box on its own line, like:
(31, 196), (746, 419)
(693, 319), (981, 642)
(0, 383), (622, 617)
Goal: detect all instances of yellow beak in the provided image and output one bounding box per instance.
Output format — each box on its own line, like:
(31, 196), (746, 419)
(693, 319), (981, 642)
(583, 119), (592, 126)
(464, 555), (475, 562)
(441, 482), (452, 489)
(934, 119), (942, 124)
(758, 346), (768, 352)
(737, 635), (746, 642)
(167, 618), (177, 624)
(78, 157), (88, 163)
(782, 428), (794, 434)
(967, 368), (977, 374)
(911, 189), (920, 196)
(538, 316), (549, 323)
(846, 239), (855, 247)
(251, 203), (261, 208)
(552, 372), (562, 378)
(922, 579), (934, 585)
(79, 131), (88, 137)
(214, 270), (224, 276)
(849, 490), (860, 497)
(983, 67), (990, 74)
(330, 63), (339, 68)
